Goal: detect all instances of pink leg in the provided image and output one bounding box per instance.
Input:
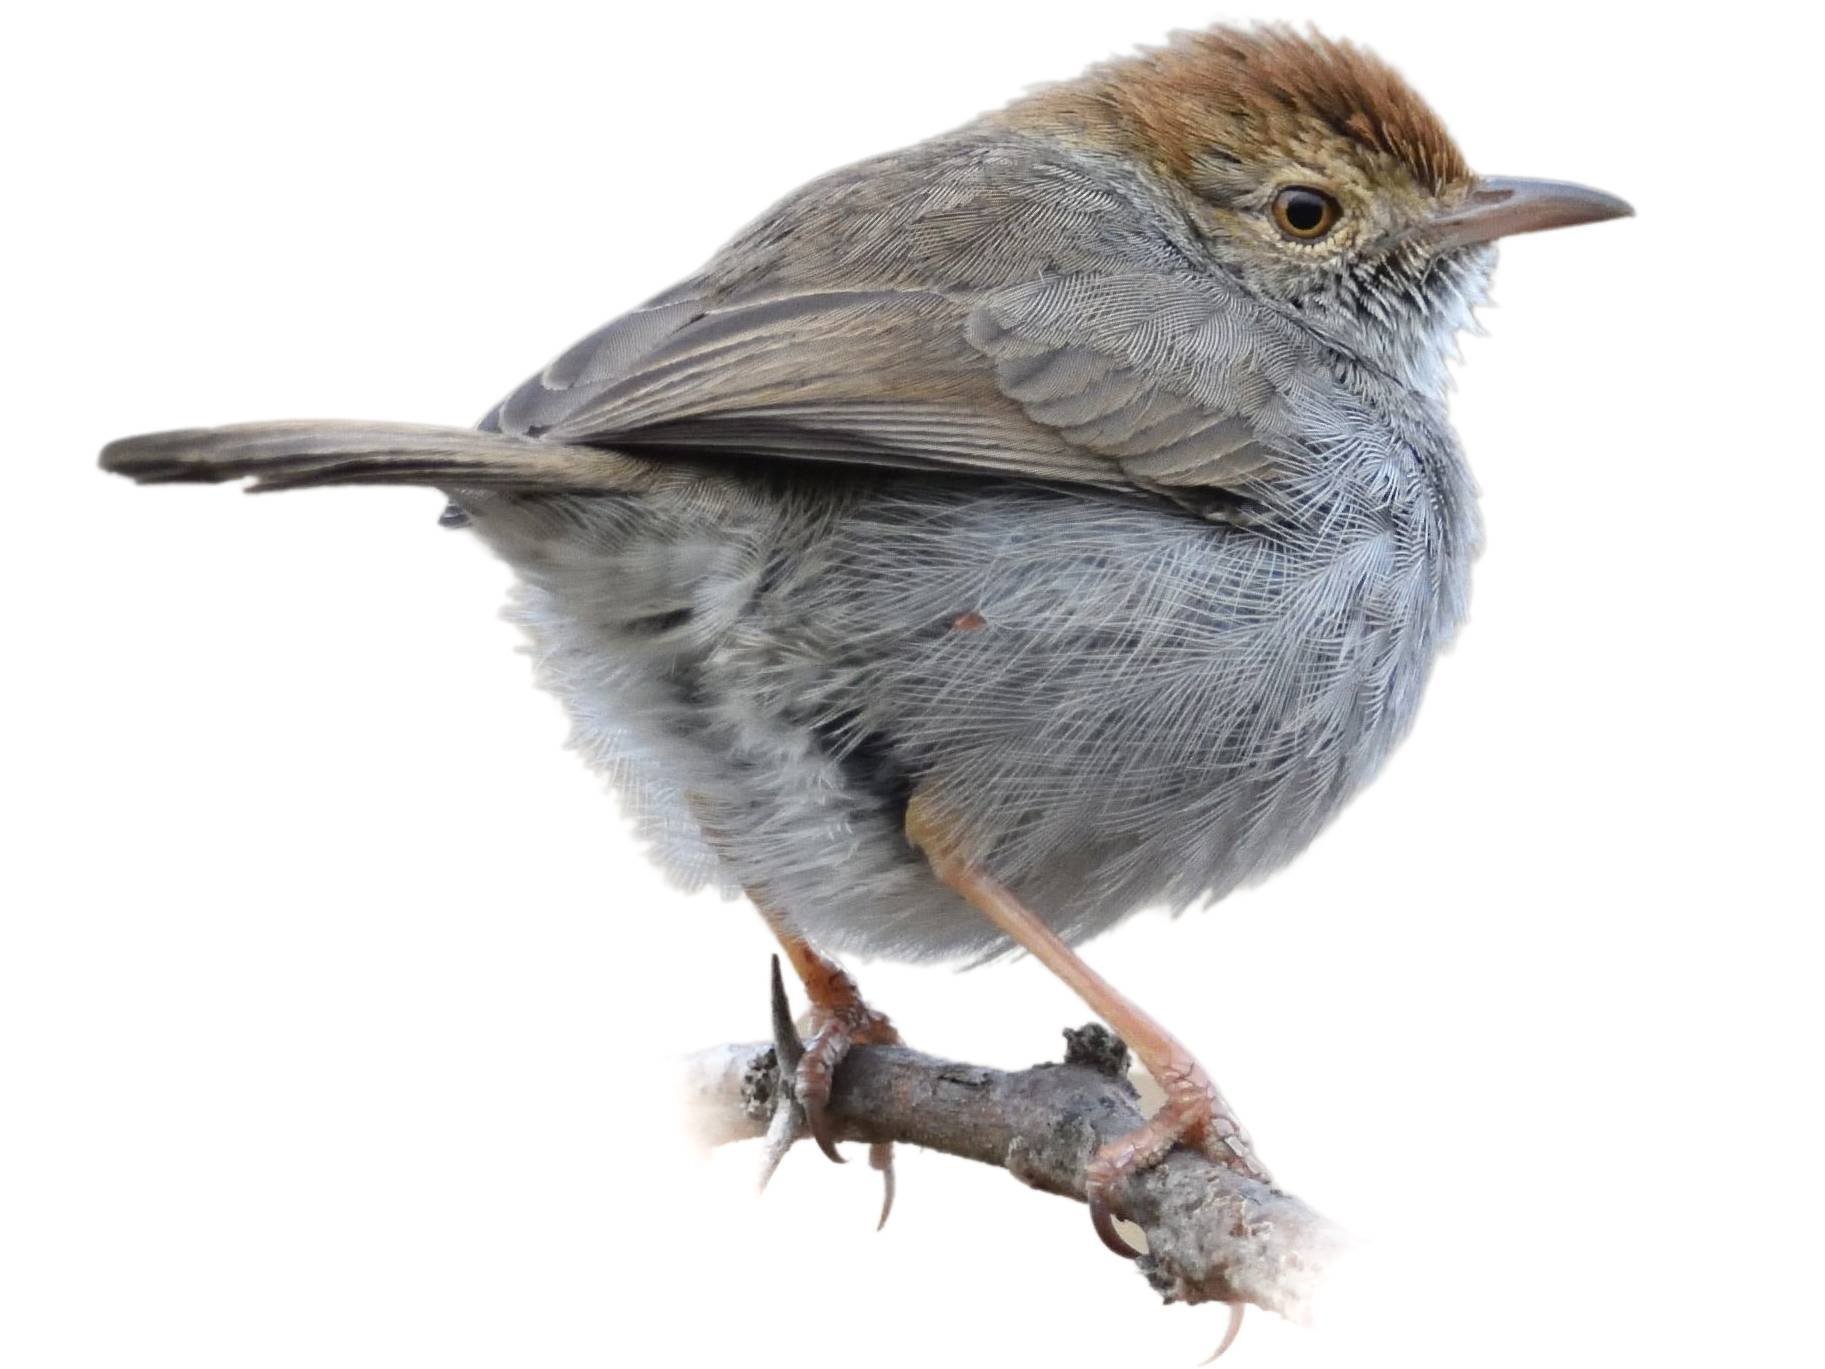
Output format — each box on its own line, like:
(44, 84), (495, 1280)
(907, 797), (1269, 1257)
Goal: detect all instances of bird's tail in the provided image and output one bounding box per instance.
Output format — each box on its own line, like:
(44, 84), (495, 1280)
(99, 420), (662, 495)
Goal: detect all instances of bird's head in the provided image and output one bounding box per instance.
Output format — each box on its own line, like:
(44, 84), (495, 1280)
(1005, 25), (1631, 393)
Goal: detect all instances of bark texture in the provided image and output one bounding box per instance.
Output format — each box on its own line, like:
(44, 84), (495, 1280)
(681, 1024), (1341, 1325)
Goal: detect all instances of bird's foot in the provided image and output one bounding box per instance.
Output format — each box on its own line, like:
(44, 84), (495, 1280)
(903, 799), (1260, 1355)
(796, 975), (902, 1164)
(764, 955), (903, 1228)
(1085, 1056), (1271, 1259)
(1080, 1061), (1263, 1361)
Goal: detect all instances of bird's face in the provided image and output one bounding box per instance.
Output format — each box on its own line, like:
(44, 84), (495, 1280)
(1178, 124), (1498, 395)
(1007, 26), (1630, 395)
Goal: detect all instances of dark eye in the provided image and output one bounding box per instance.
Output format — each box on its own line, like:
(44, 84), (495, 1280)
(1272, 186), (1341, 241)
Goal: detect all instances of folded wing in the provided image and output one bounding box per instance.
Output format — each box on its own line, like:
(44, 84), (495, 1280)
(478, 136), (1327, 512)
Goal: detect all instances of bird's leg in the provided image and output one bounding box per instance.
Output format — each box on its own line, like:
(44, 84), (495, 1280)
(755, 902), (902, 1196)
(907, 797), (1270, 1258)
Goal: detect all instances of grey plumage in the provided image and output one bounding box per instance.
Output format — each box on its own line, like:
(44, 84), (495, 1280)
(98, 26), (1625, 967)
(476, 456), (1472, 961)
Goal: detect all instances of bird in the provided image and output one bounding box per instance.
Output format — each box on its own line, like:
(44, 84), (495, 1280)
(100, 23), (1630, 1262)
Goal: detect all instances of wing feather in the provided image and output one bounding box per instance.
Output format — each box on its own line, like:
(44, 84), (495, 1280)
(481, 142), (1324, 512)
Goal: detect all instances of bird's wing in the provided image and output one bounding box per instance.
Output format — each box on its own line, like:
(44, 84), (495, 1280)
(487, 288), (1117, 487)
(963, 273), (1311, 499)
(483, 138), (1323, 509)
(486, 274), (1312, 510)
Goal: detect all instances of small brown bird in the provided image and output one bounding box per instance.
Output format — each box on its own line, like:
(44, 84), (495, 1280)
(100, 20), (1630, 1285)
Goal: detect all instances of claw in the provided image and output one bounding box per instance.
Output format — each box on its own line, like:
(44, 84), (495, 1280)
(869, 1141), (896, 1231)
(1200, 1304), (1246, 1364)
(805, 1088), (846, 1164)
(1087, 1183), (1144, 1259)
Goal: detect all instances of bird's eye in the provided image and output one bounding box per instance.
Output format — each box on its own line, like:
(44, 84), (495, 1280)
(1272, 186), (1341, 241)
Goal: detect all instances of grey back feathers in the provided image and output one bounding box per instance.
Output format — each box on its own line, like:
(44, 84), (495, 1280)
(100, 123), (1485, 962)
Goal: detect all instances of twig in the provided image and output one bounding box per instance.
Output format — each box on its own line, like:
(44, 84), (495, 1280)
(680, 1014), (1343, 1327)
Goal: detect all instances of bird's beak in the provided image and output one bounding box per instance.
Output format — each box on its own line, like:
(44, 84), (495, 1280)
(1417, 176), (1633, 250)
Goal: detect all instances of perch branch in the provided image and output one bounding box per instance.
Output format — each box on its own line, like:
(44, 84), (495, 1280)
(681, 1007), (1343, 1327)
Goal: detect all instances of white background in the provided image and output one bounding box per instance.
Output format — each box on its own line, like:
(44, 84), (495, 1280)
(5, 2), (1820, 1365)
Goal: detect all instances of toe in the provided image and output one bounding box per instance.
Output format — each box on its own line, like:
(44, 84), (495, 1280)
(796, 1036), (850, 1164)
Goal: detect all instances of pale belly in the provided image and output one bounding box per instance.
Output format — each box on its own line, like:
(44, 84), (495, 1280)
(471, 471), (1459, 962)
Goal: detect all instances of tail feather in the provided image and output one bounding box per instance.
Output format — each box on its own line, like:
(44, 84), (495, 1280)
(99, 420), (663, 495)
